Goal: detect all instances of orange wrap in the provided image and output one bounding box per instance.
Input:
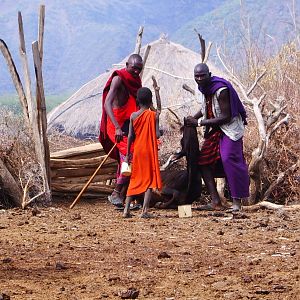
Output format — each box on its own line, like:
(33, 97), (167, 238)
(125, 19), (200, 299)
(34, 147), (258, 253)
(126, 110), (162, 196)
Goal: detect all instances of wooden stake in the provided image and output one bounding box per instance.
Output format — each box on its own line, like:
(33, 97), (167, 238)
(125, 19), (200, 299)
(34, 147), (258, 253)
(134, 26), (144, 55)
(151, 75), (162, 112)
(0, 39), (29, 125)
(18, 11), (34, 125)
(140, 44), (151, 79)
(70, 143), (117, 209)
(18, 13), (45, 196)
(38, 5), (45, 63)
(32, 41), (51, 192)
(36, 5), (45, 134)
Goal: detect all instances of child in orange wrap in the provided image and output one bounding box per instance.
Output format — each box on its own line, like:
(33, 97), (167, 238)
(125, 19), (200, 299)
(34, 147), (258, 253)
(123, 87), (162, 218)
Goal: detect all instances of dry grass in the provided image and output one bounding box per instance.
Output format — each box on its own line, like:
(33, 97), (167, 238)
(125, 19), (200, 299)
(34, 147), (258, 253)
(0, 108), (44, 208)
(237, 42), (299, 204)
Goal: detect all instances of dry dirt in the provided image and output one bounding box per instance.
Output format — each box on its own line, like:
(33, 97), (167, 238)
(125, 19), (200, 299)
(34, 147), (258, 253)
(0, 199), (299, 300)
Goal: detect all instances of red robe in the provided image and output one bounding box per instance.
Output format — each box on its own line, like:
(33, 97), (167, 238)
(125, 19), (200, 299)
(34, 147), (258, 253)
(99, 68), (142, 159)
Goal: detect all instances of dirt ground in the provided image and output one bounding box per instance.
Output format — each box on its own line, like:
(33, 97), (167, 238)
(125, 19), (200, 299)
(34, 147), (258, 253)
(0, 199), (299, 300)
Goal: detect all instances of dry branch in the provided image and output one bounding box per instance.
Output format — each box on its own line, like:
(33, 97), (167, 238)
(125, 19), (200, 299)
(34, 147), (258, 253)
(262, 160), (299, 201)
(182, 84), (195, 95)
(151, 75), (162, 112)
(244, 201), (300, 212)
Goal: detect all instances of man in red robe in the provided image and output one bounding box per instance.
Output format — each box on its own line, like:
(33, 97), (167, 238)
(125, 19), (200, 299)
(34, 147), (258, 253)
(99, 54), (143, 207)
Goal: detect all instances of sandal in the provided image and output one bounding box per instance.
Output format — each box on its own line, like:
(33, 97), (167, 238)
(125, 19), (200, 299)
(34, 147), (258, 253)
(108, 195), (123, 208)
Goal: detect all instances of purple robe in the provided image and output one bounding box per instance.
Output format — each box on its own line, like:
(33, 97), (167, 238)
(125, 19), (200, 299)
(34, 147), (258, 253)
(199, 76), (250, 198)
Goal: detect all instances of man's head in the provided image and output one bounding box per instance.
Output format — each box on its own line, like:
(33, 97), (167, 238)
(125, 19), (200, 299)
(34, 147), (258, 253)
(137, 87), (152, 107)
(194, 63), (211, 88)
(126, 54), (143, 78)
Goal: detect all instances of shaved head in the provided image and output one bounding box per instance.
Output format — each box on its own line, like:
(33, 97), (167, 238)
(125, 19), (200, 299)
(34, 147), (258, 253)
(126, 54), (143, 77)
(194, 63), (211, 87)
(127, 54), (143, 64)
(194, 63), (210, 74)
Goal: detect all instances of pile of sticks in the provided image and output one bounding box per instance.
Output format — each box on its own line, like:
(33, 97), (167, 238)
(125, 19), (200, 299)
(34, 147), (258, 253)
(50, 143), (117, 199)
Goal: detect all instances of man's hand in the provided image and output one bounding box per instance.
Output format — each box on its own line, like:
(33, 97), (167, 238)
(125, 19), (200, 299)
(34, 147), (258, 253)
(115, 127), (123, 143)
(184, 116), (198, 127)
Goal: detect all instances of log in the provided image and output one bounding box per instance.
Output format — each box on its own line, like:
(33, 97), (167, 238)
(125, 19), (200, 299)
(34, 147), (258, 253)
(52, 182), (114, 193)
(50, 143), (105, 159)
(50, 155), (117, 169)
(52, 191), (109, 199)
(51, 174), (115, 185)
(51, 166), (116, 178)
(0, 158), (22, 207)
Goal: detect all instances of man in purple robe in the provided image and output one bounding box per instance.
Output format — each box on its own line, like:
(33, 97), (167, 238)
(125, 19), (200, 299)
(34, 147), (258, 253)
(185, 63), (249, 211)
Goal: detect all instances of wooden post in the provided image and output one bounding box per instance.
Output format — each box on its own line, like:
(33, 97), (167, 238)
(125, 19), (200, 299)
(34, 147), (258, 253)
(18, 11), (35, 125)
(140, 44), (151, 79)
(134, 26), (144, 55)
(0, 39), (29, 125)
(18, 11), (47, 204)
(32, 41), (51, 193)
(36, 5), (45, 134)
(38, 5), (45, 63)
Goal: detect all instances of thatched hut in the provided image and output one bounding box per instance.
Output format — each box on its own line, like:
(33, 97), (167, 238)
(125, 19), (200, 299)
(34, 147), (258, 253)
(47, 37), (222, 139)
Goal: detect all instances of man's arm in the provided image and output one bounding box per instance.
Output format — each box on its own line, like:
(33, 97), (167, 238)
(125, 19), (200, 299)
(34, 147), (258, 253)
(200, 89), (231, 127)
(104, 76), (124, 142)
(184, 109), (203, 127)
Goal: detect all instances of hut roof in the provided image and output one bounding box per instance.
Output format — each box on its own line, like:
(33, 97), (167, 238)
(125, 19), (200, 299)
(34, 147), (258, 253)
(47, 37), (224, 138)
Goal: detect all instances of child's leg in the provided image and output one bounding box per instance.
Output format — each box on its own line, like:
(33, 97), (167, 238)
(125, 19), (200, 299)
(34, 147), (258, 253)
(123, 196), (133, 218)
(141, 188), (152, 218)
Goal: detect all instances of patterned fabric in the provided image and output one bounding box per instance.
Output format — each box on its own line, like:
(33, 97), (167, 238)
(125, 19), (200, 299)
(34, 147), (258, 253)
(198, 95), (222, 165)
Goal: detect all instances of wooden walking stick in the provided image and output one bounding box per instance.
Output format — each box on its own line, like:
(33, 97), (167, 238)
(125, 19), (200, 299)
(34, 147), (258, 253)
(70, 143), (117, 209)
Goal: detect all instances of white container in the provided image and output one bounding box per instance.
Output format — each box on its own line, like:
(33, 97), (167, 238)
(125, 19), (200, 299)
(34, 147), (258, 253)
(121, 162), (132, 176)
(178, 205), (192, 218)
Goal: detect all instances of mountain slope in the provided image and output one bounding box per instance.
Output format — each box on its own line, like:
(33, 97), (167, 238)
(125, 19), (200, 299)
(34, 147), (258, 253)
(0, 0), (224, 94)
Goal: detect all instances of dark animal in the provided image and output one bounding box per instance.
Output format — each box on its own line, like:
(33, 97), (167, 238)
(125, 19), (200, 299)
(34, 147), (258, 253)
(151, 124), (202, 208)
